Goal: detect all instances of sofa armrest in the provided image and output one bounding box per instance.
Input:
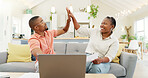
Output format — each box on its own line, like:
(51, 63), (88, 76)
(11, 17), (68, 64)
(0, 52), (8, 64)
(120, 52), (137, 78)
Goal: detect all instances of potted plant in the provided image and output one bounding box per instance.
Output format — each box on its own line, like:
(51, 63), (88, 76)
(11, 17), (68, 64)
(120, 35), (127, 41)
(146, 43), (148, 52)
(128, 36), (137, 42)
(87, 4), (99, 19)
(50, 12), (56, 21)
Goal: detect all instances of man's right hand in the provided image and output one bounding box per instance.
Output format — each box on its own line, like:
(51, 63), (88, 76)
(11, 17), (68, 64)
(31, 48), (43, 60)
(66, 7), (71, 20)
(66, 7), (80, 30)
(66, 7), (74, 19)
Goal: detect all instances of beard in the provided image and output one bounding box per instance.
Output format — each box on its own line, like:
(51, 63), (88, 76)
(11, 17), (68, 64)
(45, 28), (48, 31)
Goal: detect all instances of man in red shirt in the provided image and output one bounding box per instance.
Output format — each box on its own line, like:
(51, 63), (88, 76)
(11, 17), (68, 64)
(28, 8), (71, 72)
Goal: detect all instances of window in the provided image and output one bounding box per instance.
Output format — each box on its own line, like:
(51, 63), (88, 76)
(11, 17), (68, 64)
(135, 19), (144, 41)
(135, 17), (148, 51)
(145, 17), (148, 41)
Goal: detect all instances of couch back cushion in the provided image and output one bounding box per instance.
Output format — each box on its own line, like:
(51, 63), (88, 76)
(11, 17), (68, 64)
(112, 44), (126, 64)
(0, 52), (8, 64)
(66, 42), (125, 64)
(53, 43), (66, 54)
(66, 43), (88, 54)
(7, 43), (32, 62)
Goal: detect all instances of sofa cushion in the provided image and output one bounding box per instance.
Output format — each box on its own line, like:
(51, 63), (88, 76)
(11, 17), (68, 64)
(0, 52), (7, 64)
(66, 43), (88, 54)
(7, 43), (32, 62)
(53, 42), (66, 54)
(112, 44), (126, 64)
(0, 61), (35, 72)
(108, 63), (126, 77)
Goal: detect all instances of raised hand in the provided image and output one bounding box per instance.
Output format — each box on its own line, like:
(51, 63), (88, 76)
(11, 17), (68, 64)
(66, 7), (80, 30)
(66, 7), (74, 18)
(66, 7), (71, 21)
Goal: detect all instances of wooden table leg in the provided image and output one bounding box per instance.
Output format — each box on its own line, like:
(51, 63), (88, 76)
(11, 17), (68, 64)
(141, 43), (143, 60)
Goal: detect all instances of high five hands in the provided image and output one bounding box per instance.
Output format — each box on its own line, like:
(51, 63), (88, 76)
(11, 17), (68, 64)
(66, 7), (74, 20)
(66, 7), (80, 30)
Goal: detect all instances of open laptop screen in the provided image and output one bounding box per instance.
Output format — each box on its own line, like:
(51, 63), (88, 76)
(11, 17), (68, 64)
(38, 54), (86, 78)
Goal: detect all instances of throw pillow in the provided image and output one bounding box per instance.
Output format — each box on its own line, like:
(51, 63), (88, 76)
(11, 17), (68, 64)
(112, 44), (126, 64)
(7, 43), (32, 62)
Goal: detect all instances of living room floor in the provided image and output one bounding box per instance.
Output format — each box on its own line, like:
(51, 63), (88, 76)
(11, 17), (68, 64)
(133, 53), (148, 78)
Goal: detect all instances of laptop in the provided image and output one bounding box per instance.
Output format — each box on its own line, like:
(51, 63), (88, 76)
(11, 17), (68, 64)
(38, 54), (86, 78)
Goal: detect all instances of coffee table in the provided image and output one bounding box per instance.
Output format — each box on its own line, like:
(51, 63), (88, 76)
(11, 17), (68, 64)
(0, 72), (116, 78)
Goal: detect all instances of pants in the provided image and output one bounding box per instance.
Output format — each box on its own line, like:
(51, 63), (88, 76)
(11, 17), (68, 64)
(35, 61), (39, 73)
(86, 53), (110, 73)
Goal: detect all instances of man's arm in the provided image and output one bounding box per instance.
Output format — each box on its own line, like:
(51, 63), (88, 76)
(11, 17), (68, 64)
(56, 8), (71, 36)
(31, 48), (43, 60)
(67, 8), (80, 30)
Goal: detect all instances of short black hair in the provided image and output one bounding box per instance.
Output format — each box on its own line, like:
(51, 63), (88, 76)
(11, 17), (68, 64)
(29, 16), (39, 30)
(106, 16), (116, 28)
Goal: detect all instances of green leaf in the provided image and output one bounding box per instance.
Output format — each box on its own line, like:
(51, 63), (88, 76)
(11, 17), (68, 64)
(128, 36), (137, 42)
(50, 16), (52, 21)
(146, 43), (148, 49)
(97, 6), (99, 8)
(121, 35), (127, 39)
(88, 4), (99, 19)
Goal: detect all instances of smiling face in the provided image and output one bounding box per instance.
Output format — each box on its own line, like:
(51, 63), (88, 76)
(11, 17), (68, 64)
(33, 17), (48, 32)
(100, 18), (114, 34)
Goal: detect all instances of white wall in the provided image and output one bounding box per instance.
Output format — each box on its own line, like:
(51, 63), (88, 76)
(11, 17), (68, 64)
(0, 0), (28, 51)
(0, 2), (6, 51)
(91, 0), (130, 38)
(32, 0), (91, 26)
(0, 0), (12, 51)
(21, 14), (32, 39)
